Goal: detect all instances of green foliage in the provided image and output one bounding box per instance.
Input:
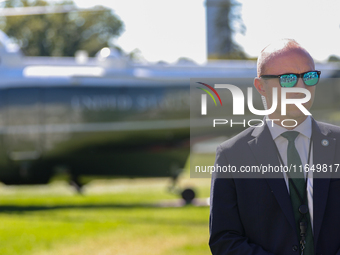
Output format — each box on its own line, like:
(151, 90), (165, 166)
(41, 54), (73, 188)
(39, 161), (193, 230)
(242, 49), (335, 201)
(328, 55), (340, 62)
(0, 0), (124, 56)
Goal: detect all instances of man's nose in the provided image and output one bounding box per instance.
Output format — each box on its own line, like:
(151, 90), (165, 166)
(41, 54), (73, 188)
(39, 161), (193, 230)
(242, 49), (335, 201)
(295, 77), (305, 88)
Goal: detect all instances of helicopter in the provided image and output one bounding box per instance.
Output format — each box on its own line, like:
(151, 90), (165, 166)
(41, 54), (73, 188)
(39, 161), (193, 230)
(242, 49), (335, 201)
(1, 5), (340, 203)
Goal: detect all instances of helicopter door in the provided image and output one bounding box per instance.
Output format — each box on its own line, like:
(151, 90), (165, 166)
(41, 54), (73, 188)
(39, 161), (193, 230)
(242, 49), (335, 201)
(5, 88), (42, 161)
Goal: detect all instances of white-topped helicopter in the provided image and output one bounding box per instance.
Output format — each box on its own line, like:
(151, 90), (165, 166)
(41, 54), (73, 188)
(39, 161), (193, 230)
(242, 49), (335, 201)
(0, 4), (340, 203)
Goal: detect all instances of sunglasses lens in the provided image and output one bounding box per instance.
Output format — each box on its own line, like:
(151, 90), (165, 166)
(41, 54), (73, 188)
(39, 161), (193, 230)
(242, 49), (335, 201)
(303, 71), (319, 86)
(280, 74), (297, 87)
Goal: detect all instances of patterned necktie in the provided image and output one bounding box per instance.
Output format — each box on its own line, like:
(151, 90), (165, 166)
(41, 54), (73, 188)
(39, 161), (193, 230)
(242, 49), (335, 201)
(281, 131), (314, 255)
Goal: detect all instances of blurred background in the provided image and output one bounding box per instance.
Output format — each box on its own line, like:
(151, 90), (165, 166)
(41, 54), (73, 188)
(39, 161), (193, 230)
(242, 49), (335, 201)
(0, 0), (340, 254)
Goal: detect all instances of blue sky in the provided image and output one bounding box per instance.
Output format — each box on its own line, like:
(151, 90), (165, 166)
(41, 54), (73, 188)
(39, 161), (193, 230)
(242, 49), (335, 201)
(71, 0), (340, 64)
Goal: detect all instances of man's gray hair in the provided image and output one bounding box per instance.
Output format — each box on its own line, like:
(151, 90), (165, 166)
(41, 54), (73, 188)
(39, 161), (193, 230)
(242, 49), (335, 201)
(257, 39), (313, 77)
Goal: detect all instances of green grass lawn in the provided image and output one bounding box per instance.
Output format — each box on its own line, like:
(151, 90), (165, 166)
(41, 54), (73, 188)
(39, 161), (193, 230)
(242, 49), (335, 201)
(0, 161), (212, 255)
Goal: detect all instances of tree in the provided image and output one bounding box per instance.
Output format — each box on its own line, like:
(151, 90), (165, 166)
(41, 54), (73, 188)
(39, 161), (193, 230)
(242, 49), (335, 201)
(0, 0), (124, 57)
(328, 55), (340, 62)
(207, 0), (246, 60)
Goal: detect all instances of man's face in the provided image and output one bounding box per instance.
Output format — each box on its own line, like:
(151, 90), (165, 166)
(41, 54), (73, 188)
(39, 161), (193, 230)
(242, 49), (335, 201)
(259, 49), (316, 122)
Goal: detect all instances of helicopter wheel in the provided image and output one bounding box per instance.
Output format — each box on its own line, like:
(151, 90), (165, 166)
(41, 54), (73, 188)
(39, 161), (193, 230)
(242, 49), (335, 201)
(181, 188), (196, 204)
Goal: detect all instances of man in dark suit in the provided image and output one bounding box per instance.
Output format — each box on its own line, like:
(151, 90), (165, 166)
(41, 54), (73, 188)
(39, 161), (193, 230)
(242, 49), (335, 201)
(209, 39), (340, 255)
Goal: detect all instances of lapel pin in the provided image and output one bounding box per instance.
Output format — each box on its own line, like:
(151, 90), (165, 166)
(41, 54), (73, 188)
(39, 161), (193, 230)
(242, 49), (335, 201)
(321, 139), (329, 146)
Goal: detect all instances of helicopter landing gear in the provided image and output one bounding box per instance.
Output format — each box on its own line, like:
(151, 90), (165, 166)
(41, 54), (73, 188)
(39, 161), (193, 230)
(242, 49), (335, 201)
(181, 188), (196, 204)
(69, 174), (83, 194)
(169, 175), (196, 204)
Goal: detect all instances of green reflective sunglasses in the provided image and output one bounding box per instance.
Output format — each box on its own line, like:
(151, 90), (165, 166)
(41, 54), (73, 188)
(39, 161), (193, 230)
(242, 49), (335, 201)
(260, 71), (321, 87)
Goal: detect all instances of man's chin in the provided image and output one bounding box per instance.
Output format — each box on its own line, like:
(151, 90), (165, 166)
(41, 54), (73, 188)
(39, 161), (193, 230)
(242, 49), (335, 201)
(282, 112), (309, 124)
(284, 105), (311, 118)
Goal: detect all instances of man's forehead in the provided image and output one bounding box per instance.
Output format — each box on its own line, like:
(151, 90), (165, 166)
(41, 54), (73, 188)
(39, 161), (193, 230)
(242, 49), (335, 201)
(264, 47), (309, 62)
(266, 49), (314, 71)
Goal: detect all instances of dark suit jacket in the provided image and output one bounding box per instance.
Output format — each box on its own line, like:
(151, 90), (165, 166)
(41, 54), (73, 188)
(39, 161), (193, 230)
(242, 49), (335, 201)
(209, 119), (340, 255)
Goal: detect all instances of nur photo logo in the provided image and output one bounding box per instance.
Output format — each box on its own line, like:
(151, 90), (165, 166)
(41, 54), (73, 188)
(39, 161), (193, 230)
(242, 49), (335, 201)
(196, 81), (313, 128)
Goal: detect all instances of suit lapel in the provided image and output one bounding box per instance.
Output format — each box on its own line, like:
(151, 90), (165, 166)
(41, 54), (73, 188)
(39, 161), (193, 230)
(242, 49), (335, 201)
(312, 120), (336, 247)
(248, 124), (296, 232)
(247, 119), (337, 246)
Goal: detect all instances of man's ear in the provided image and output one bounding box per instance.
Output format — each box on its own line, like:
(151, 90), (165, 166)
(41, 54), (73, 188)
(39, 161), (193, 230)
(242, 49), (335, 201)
(254, 77), (266, 97)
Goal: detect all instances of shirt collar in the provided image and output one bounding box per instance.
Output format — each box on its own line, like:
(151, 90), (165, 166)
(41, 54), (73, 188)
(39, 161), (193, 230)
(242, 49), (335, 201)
(267, 116), (312, 140)
(251, 116), (312, 139)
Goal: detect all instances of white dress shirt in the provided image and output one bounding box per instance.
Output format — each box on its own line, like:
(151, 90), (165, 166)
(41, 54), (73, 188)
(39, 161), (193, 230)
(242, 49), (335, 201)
(266, 116), (314, 231)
